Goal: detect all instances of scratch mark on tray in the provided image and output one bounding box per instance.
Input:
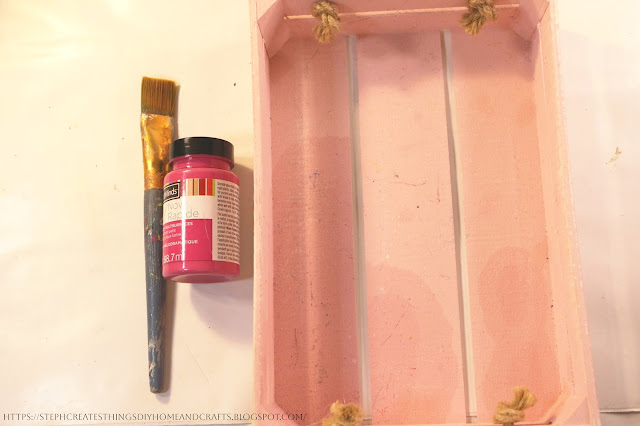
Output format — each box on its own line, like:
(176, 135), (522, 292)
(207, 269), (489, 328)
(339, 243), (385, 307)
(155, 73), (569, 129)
(293, 328), (299, 368)
(349, 16), (375, 25)
(290, 273), (302, 285)
(310, 171), (319, 188)
(390, 179), (427, 187)
(381, 312), (406, 345)
(308, 47), (320, 65)
(373, 384), (384, 407)
(373, 376), (393, 412)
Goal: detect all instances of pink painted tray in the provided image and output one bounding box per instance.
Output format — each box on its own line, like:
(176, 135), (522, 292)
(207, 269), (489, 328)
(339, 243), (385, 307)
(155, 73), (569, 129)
(250, 1), (599, 425)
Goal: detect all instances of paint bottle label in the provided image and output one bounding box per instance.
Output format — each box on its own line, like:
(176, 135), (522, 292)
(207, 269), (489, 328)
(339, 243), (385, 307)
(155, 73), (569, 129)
(162, 178), (240, 265)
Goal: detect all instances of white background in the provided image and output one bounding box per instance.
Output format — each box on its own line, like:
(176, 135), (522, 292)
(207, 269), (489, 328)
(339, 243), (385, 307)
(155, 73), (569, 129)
(557, 1), (640, 425)
(0, 1), (637, 425)
(0, 1), (255, 424)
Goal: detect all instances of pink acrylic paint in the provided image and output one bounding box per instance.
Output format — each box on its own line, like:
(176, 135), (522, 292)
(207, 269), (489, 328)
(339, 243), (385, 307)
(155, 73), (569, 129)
(162, 137), (240, 283)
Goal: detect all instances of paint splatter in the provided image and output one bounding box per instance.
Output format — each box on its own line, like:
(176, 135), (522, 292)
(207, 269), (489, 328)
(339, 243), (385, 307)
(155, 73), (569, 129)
(607, 147), (622, 164)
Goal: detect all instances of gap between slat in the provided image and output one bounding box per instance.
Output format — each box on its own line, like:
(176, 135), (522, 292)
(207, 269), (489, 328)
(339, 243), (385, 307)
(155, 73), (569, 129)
(347, 34), (373, 423)
(441, 29), (477, 423)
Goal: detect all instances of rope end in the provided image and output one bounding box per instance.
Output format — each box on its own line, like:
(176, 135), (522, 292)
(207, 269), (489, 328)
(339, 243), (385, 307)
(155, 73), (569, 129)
(312, 1), (341, 43)
(322, 401), (364, 426)
(460, 0), (498, 36)
(493, 387), (537, 425)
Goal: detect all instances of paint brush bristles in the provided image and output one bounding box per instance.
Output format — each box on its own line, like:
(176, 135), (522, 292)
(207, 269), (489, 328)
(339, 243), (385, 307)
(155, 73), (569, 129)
(140, 77), (177, 190)
(141, 77), (177, 116)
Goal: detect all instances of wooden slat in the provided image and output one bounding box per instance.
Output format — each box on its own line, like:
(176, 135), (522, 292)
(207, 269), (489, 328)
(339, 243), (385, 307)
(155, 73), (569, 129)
(285, 8), (519, 42)
(449, 28), (562, 422)
(357, 33), (466, 424)
(269, 38), (360, 424)
(282, 0), (518, 16)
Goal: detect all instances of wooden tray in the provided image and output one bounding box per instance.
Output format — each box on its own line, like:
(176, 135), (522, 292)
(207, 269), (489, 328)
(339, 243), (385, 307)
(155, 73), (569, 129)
(250, 1), (599, 424)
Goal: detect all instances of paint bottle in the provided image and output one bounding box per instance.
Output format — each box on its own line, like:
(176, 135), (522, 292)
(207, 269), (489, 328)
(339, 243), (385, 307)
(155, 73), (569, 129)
(162, 137), (240, 283)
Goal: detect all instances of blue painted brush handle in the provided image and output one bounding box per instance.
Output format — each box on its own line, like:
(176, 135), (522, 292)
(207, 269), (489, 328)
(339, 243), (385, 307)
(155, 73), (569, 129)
(144, 189), (166, 393)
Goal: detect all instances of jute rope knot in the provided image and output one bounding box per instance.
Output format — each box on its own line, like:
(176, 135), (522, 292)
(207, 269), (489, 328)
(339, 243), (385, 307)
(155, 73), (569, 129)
(460, 0), (498, 35)
(312, 1), (341, 43)
(322, 401), (363, 426)
(493, 387), (537, 426)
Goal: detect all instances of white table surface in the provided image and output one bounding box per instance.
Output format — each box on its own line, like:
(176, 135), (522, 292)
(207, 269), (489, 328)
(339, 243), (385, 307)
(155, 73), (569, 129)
(558, 1), (640, 425)
(0, 1), (637, 425)
(0, 1), (254, 424)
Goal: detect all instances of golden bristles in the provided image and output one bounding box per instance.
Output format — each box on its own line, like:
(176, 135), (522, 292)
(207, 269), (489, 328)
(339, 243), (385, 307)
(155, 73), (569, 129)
(141, 77), (177, 116)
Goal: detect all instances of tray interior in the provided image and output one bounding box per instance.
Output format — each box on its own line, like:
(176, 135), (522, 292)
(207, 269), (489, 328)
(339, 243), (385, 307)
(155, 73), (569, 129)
(253, 2), (597, 425)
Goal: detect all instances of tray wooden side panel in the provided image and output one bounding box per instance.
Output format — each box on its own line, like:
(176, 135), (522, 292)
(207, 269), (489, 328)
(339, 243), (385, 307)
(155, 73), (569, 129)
(531, 9), (600, 424)
(252, 25), (277, 414)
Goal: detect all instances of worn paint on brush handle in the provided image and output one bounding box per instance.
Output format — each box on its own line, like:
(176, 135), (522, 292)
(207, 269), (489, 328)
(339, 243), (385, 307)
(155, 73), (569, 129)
(144, 189), (166, 393)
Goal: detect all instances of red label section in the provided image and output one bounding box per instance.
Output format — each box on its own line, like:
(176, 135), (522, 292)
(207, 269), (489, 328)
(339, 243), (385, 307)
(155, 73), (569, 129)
(163, 219), (213, 263)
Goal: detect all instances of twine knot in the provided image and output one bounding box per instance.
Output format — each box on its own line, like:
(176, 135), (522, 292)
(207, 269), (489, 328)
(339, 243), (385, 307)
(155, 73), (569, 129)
(493, 387), (537, 425)
(460, 0), (498, 35)
(312, 1), (341, 43)
(322, 401), (363, 426)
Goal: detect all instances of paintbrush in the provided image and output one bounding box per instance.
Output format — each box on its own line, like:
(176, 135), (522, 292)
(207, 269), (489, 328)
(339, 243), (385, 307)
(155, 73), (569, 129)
(140, 76), (177, 393)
